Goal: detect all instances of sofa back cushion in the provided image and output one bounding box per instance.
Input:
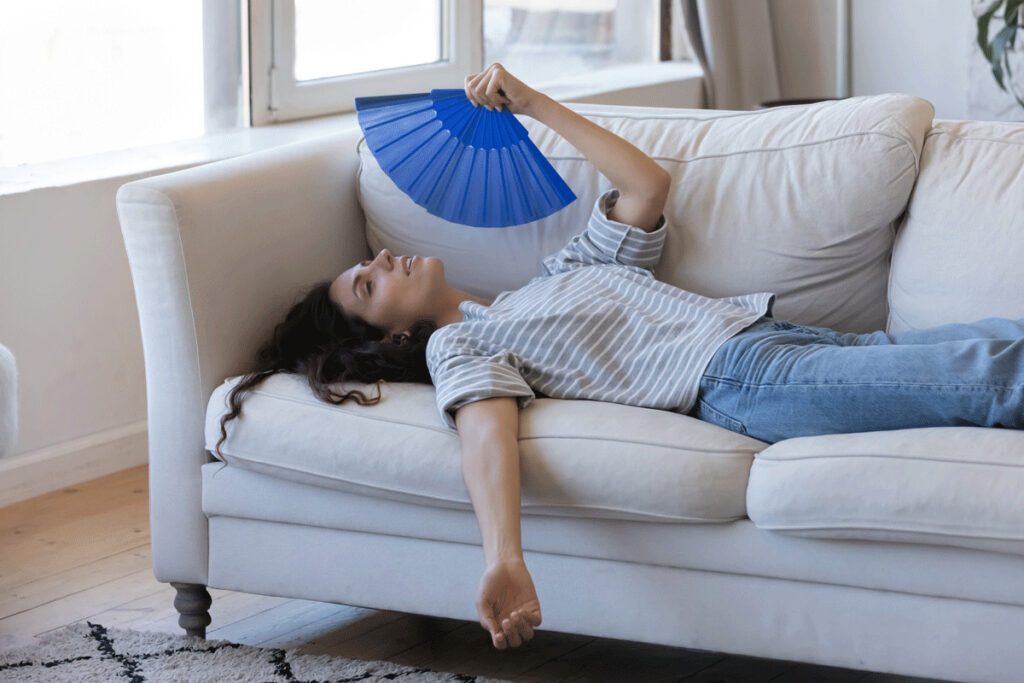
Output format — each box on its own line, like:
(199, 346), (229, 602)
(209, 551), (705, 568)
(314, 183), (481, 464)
(887, 119), (1024, 334)
(358, 93), (933, 332)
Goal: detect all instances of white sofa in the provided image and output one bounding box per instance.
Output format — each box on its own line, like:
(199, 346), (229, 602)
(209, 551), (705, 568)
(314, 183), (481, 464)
(116, 94), (1024, 682)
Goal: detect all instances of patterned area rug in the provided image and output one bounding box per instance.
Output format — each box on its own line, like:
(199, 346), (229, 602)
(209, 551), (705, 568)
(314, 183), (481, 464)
(0, 621), (512, 682)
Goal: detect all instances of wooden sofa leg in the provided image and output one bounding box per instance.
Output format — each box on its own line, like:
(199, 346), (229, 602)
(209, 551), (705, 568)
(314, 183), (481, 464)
(170, 582), (212, 638)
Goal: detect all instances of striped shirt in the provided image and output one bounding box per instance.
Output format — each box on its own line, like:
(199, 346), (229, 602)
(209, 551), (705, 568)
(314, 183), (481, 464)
(425, 188), (775, 430)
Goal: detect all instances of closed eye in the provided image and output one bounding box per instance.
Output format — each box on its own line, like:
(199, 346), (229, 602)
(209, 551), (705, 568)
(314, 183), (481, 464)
(361, 261), (372, 296)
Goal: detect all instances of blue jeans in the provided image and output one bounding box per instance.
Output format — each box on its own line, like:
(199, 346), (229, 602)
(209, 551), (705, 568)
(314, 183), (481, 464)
(694, 315), (1024, 443)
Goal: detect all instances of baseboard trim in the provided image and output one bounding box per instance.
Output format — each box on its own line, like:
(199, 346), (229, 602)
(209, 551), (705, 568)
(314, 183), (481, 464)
(0, 420), (148, 507)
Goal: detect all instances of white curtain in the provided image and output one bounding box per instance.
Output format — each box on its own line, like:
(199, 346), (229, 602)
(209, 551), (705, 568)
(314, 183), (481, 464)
(681, 0), (782, 110)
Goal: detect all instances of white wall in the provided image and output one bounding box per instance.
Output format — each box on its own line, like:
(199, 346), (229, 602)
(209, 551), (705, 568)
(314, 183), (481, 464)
(0, 115), (375, 506)
(849, 0), (973, 120)
(772, 0), (842, 101)
(1, 169), (191, 504)
(771, 0), (975, 120)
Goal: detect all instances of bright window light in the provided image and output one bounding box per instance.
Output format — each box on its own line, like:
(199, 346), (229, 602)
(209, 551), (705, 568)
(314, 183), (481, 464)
(0, 1), (204, 168)
(483, 0), (659, 85)
(293, 0), (443, 82)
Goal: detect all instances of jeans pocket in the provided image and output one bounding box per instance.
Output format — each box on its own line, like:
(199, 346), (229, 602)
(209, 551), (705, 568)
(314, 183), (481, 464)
(695, 398), (748, 435)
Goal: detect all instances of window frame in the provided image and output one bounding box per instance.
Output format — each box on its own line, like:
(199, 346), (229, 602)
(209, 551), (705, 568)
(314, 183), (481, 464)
(203, 0), (247, 132)
(249, 0), (678, 126)
(249, 0), (481, 125)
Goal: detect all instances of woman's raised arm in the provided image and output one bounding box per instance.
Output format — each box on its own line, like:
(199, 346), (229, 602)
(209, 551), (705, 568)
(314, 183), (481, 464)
(465, 62), (671, 231)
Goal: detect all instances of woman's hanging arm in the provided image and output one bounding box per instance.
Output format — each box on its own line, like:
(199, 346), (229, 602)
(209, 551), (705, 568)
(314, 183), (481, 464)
(456, 397), (524, 566)
(456, 397), (543, 649)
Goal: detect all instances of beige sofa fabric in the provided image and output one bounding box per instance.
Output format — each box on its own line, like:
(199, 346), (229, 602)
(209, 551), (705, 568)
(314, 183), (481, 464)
(207, 373), (765, 523)
(746, 427), (1024, 556)
(888, 119), (1024, 334)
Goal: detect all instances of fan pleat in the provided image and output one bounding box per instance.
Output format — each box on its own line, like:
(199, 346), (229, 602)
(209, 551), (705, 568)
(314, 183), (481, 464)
(373, 117), (443, 172)
(423, 137), (463, 213)
(390, 124), (450, 194)
(355, 88), (576, 227)
(499, 148), (527, 225)
(357, 95), (433, 129)
(485, 148), (501, 226)
(511, 141), (552, 210)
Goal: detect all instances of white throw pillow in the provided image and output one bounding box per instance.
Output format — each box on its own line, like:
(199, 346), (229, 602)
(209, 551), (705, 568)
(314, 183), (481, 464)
(357, 93), (934, 332)
(888, 119), (1024, 334)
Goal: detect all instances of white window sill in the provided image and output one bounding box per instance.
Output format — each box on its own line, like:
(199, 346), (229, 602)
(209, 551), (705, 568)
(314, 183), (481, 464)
(0, 112), (364, 197)
(537, 61), (704, 101)
(0, 61), (703, 197)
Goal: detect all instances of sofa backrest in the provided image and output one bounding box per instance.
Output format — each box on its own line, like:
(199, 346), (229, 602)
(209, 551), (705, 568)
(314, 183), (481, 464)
(358, 93), (934, 333)
(888, 118), (1024, 334)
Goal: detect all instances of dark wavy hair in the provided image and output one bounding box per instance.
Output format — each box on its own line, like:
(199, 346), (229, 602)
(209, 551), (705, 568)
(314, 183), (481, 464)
(213, 279), (437, 462)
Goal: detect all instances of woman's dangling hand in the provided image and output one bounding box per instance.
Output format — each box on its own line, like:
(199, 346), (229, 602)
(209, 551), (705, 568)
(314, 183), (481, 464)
(464, 62), (545, 118)
(475, 556), (543, 649)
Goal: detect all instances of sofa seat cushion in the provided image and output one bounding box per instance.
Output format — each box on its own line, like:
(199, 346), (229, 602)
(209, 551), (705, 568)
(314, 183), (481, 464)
(205, 373), (767, 523)
(888, 119), (1024, 334)
(745, 427), (1024, 555)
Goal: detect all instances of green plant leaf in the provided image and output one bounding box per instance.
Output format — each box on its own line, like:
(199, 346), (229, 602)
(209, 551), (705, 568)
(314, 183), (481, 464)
(978, 0), (1004, 61)
(1001, 31), (1024, 107)
(1006, 0), (1024, 23)
(1008, 0), (1024, 49)
(991, 24), (1017, 90)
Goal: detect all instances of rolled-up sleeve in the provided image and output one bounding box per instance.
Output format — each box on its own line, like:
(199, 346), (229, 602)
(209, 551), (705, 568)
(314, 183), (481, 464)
(541, 188), (667, 277)
(427, 338), (535, 430)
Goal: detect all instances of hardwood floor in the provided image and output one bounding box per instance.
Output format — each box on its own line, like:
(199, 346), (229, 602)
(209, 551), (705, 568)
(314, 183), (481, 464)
(0, 464), (947, 682)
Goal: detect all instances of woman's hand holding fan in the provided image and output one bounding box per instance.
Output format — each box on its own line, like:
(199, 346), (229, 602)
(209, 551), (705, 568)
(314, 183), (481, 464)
(354, 63), (577, 227)
(464, 62), (543, 117)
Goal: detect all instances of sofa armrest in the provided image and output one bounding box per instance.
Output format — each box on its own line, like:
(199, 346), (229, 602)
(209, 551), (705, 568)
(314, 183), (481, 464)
(116, 127), (368, 584)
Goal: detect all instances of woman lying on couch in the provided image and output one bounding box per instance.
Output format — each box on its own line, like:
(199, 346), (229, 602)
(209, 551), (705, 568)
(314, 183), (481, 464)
(215, 63), (1024, 651)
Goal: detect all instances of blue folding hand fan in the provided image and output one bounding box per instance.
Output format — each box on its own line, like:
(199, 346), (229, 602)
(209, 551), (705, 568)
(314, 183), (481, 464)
(354, 88), (577, 228)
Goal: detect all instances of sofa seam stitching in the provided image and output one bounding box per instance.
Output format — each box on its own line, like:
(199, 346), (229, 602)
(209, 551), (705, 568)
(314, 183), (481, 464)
(224, 386), (760, 455)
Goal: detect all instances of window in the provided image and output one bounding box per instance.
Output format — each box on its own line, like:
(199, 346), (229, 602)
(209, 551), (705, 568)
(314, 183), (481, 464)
(0, 1), (206, 168)
(3, 1), (687, 168)
(250, 0), (479, 124)
(250, 0), (683, 125)
(292, 1), (443, 81)
(483, 0), (663, 87)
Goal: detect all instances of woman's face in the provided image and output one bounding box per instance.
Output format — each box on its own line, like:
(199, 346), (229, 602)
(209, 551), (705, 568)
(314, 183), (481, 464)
(329, 248), (443, 336)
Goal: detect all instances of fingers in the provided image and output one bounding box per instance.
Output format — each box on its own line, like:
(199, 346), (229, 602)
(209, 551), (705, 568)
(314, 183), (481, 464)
(503, 610), (536, 648)
(481, 612), (538, 650)
(501, 616), (522, 647)
(480, 614), (506, 650)
(463, 74), (480, 107)
(512, 610), (534, 641)
(464, 63), (508, 111)
(493, 629), (508, 649)
(469, 69), (488, 94)
(480, 613), (532, 649)
(465, 69), (490, 107)
(484, 69), (509, 110)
